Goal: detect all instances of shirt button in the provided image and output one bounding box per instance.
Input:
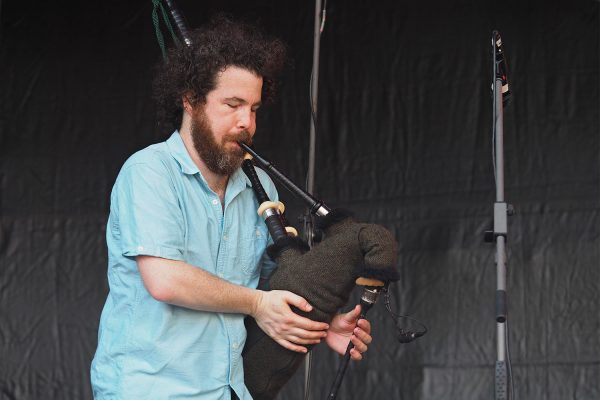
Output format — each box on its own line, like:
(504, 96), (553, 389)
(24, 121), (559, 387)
(218, 272), (224, 278)
(223, 235), (228, 240)
(212, 199), (218, 205)
(232, 342), (239, 349)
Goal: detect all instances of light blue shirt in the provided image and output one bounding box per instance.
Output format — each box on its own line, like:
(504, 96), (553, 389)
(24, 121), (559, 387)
(91, 131), (278, 399)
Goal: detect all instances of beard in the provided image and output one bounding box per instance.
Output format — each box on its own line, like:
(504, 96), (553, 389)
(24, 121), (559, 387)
(190, 109), (252, 176)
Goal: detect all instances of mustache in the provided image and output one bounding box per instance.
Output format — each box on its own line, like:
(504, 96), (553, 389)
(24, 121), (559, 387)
(224, 131), (252, 147)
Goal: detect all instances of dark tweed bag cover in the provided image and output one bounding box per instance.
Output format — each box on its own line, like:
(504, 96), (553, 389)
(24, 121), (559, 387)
(242, 210), (399, 399)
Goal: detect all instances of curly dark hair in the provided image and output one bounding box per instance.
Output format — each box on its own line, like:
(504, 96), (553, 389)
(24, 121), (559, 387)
(152, 15), (287, 131)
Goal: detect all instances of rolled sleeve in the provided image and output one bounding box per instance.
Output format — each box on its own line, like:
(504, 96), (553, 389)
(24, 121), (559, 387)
(114, 162), (185, 261)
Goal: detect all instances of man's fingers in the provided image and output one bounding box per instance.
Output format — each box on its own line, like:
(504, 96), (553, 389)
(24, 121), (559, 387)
(287, 326), (328, 341)
(284, 292), (313, 313)
(273, 326), (324, 346)
(350, 334), (368, 353)
(357, 318), (371, 334)
(285, 312), (329, 332)
(276, 338), (308, 353)
(287, 335), (322, 345)
(354, 326), (372, 345)
(343, 305), (361, 323)
(349, 347), (363, 361)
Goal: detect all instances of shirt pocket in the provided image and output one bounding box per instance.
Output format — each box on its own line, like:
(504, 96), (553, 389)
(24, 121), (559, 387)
(239, 224), (269, 277)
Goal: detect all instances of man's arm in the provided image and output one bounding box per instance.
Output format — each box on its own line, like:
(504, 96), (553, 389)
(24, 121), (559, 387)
(137, 255), (329, 353)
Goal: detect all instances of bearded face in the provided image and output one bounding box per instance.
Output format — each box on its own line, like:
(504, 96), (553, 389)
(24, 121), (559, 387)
(190, 107), (252, 176)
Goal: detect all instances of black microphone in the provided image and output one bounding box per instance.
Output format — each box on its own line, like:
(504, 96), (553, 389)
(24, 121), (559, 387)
(383, 290), (428, 344)
(397, 329), (426, 344)
(493, 30), (511, 103)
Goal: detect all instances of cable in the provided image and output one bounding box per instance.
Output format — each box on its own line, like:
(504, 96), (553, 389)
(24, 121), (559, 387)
(306, 0), (328, 187)
(151, 0), (168, 60)
(383, 289), (428, 343)
(491, 36), (498, 187)
(505, 318), (515, 399)
(151, 0), (182, 61)
(492, 122), (497, 185)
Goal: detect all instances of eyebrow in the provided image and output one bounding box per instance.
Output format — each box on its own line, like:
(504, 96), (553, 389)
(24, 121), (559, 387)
(224, 97), (262, 107)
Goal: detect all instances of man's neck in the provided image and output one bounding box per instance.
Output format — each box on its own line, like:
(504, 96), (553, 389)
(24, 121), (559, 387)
(179, 128), (229, 204)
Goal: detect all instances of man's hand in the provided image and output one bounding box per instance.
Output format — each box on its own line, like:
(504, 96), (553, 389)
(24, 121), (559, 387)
(252, 290), (329, 354)
(325, 305), (372, 361)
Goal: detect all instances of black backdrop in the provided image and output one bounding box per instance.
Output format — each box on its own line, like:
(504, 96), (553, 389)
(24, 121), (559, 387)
(1, 1), (598, 399)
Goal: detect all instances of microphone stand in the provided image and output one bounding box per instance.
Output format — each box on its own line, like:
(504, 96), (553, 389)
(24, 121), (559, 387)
(304, 1), (323, 399)
(485, 30), (513, 400)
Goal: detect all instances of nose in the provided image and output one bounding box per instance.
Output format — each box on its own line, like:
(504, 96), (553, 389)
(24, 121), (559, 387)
(237, 107), (255, 132)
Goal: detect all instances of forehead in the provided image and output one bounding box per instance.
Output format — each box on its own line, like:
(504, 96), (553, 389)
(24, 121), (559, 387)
(210, 66), (263, 103)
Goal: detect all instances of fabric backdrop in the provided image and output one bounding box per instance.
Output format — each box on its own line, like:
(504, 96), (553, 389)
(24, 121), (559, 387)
(0, 0), (598, 399)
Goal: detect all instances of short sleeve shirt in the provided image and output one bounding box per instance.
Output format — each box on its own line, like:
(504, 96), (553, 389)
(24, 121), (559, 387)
(91, 131), (278, 399)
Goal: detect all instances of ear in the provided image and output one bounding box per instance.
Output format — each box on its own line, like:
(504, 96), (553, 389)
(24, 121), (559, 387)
(181, 93), (194, 115)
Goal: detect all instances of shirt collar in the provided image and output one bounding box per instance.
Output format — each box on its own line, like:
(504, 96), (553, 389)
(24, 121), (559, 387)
(166, 131), (200, 175)
(225, 168), (251, 204)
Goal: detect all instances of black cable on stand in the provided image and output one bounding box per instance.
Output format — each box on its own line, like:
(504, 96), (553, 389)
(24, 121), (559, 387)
(484, 30), (515, 400)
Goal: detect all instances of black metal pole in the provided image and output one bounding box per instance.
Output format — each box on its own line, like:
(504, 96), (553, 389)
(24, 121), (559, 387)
(304, 1), (324, 398)
(491, 30), (510, 400)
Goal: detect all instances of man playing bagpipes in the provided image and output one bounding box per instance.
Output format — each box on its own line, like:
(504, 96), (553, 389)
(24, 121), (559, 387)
(90, 16), (397, 400)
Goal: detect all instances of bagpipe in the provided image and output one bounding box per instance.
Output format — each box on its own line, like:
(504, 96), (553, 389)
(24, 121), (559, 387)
(238, 143), (400, 399)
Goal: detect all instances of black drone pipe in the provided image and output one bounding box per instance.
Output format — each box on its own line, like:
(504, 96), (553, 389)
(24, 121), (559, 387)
(238, 142), (331, 217)
(164, 0), (192, 46)
(241, 157), (291, 244)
